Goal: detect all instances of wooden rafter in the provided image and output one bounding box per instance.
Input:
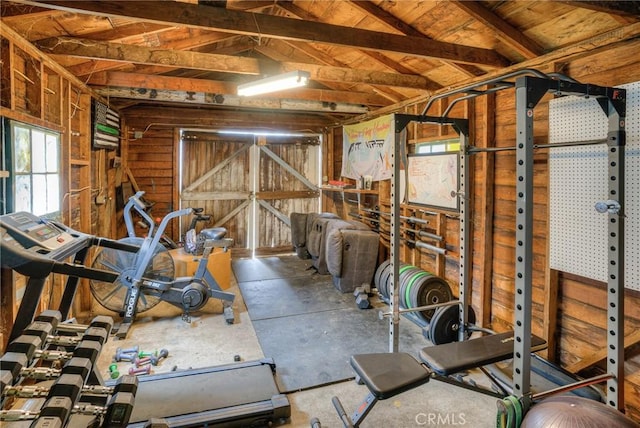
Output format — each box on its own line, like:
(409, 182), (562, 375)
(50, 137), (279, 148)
(88, 71), (391, 106)
(348, 0), (485, 77)
(12, 0), (510, 67)
(450, 0), (544, 59)
(37, 37), (439, 90)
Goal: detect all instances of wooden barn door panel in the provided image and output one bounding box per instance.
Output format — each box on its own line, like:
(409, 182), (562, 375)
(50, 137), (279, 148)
(179, 133), (320, 254)
(254, 137), (320, 254)
(180, 136), (251, 249)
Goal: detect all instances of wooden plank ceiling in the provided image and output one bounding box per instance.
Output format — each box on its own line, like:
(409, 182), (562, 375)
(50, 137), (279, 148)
(2, 0), (639, 128)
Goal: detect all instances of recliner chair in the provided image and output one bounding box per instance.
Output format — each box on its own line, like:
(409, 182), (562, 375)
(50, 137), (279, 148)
(290, 212), (379, 293)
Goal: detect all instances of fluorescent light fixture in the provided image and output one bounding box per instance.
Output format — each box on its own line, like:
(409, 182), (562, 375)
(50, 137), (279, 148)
(237, 70), (310, 96)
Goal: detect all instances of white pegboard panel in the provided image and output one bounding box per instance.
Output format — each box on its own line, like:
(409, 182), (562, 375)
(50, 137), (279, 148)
(549, 81), (640, 291)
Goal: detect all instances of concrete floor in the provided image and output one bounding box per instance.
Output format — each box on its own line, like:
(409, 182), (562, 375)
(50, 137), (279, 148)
(91, 260), (499, 428)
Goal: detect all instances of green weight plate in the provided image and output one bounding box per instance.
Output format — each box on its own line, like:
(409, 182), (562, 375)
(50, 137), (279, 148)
(405, 271), (430, 310)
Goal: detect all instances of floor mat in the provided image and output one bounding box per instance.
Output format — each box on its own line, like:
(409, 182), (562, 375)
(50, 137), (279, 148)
(232, 255), (314, 283)
(235, 256), (427, 393)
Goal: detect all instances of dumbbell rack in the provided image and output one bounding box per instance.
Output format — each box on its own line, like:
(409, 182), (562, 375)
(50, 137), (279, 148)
(0, 310), (136, 427)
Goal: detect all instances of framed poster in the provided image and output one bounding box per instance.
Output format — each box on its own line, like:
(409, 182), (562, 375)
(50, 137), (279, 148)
(406, 152), (459, 210)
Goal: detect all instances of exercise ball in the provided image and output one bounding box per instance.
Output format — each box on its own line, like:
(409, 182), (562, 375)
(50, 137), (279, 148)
(521, 396), (639, 428)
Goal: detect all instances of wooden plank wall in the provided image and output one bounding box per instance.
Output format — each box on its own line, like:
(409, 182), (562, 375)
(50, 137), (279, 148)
(322, 39), (640, 420)
(116, 119), (176, 240)
(0, 27), (95, 349)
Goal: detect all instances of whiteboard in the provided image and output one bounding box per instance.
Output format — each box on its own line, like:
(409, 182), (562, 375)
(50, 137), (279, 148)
(549, 81), (639, 291)
(406, 153), (459, 210)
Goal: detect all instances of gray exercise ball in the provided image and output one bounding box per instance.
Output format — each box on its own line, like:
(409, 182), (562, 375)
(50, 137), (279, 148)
(521, 396), (639, 428)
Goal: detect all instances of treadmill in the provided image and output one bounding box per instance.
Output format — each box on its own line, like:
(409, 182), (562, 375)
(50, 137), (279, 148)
(1, 211), (291, 427)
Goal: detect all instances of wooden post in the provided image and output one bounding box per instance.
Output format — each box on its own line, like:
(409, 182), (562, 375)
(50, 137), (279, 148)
(476, 91), (495, 328)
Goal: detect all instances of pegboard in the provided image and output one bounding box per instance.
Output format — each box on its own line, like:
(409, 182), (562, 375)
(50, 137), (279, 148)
(549, 81), (640, 291)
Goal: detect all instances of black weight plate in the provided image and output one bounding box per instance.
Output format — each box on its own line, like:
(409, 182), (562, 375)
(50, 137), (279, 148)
(429, 304), (477, 345)
(380, 264), (392, 299)
(414, 276), (453, 323)
(374, 260), (390, 290)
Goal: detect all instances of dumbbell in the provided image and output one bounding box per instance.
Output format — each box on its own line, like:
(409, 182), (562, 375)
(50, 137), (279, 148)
(114, 346), (139, 362)
(4, 373), (138, 399)
(32, 312), (114, 340)
(2, 354), (93, 392)
(109, 364), (120, 379)
(6, 322), (108, 364)
(129, 365), (151, 376)
(6, 335), (73, 362)
(1, 391), (135, 428)
(353, 286), (370, 309)
(150, 349), (169, 366)
(134, 356), (152, 367)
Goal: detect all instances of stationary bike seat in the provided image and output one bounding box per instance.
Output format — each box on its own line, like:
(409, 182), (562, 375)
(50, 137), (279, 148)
(200, 227), (227, 240)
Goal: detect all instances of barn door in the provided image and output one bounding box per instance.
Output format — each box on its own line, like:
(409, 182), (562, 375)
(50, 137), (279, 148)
(179, 131), (319, 255)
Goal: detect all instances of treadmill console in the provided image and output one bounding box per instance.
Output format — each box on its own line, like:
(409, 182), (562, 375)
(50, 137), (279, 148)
(0, 211), (76, 251)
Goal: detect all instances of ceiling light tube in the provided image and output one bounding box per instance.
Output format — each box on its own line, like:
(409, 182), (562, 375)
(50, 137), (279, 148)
(237, 70), (310, 96)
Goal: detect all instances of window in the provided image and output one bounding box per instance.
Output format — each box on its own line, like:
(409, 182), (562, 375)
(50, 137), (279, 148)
(4, 120), (61, 216)
(415, 138), (460, 154)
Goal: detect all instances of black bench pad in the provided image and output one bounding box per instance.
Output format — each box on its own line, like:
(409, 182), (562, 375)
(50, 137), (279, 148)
(350, 353), (430, 400)
(420, 331), (547, 376)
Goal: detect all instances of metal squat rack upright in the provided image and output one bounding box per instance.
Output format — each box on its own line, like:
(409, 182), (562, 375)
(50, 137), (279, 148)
(385, 69), (626, 411)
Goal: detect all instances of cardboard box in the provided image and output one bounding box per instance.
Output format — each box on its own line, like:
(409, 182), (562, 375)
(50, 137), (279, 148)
(168, 247), (231, 290)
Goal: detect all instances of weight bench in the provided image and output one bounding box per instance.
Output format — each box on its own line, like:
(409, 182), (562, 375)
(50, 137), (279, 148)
(329, 332), (547, 428)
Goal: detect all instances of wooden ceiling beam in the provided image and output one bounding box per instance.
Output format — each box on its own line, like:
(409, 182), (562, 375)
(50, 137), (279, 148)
(119, 104), (336, 132)
(88, 71), (391, 106)
(12, 0), (510, 67)
(450, 0), (544, 59)
(37, 36), (263, 74)
(93, 87), (370, 114)
(36, 37), (438, 90)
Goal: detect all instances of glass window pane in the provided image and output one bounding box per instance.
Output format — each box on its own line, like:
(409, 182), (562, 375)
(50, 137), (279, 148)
(14, 126), (31, 173)
(32, 174), (48, 216)
(15, 175), (32, 213)
(32, 130), (46, 173)
(46, 174), (60, 214)
(45, 134), (59, 172)
(417, 144), (431, 154)
(447, 142), (460, 152)
(432, 144), (446, 153)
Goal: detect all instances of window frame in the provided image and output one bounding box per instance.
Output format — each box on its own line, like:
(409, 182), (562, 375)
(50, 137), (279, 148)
(2, 118), (61, 217)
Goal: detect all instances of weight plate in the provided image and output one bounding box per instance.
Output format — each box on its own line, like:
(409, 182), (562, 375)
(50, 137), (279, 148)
(379, 264), (392, 299)
(429, 304), (476, 345)
(405, 271), (430, 310)
(383, 262), (411, 301)
(374, 260), (390, 291)
(414, 276), (453, 322)
(399, 267), (422, 309)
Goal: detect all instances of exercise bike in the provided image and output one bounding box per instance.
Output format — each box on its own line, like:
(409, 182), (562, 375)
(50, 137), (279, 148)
(90, 191), (235, 338)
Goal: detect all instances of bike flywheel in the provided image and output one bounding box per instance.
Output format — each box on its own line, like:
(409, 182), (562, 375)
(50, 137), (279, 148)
(90, 237), (175, 313)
